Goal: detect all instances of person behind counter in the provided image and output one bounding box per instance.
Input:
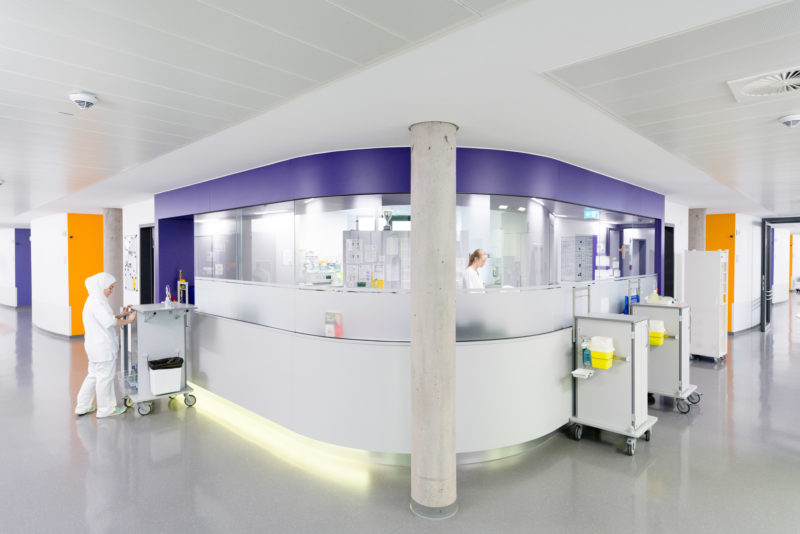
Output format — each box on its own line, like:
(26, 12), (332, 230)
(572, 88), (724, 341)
(464, 248), (487, 289)
(74, 272), (137, 418)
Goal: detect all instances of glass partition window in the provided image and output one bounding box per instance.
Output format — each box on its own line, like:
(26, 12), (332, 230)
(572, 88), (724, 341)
(194, 193), (655, 290)
(194, 210), (241, 279)
(456, 194), (656, 288)
(294, 194), (410, 288)
(194, 195), (412, 289)
(242, 202), (294, 284)
(457, 194), (557, 289)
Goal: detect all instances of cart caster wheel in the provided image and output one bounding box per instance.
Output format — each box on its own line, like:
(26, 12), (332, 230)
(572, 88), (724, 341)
(571, 424), (583, 441)
(644, 430), (651, 442)
(687, 392), (701, 405)
(184, 394), (196, 407)
(137, 403), (152, 416)
(626, 438), (636, 456)
(124, 396), (133, 408)
(676, 399), (690, 414)
(648, 393), (655, 405)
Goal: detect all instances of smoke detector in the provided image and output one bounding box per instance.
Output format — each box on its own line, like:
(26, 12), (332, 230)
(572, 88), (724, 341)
(778, 114), (800, 128)
(727, 67), (800, 103)
(69, 91), (97, 110)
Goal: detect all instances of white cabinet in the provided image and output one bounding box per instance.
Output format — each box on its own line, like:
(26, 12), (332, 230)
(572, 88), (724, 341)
(684, 250), (728, 360)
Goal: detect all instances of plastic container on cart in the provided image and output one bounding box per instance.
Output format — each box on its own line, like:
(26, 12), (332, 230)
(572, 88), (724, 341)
(588, 336), (614, 369)
(148, 357), (184, 396)
(623, 294), (639, 314)
(649, 320), (665, 346)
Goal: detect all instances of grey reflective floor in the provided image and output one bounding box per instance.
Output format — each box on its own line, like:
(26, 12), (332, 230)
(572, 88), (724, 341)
(2, 299), (799, 534)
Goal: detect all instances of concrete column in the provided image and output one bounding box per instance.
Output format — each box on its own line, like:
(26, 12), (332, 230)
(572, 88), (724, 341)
(689, 208), (707, 251)
(103, 208), (123, 313)
(409, 121), (458, 519)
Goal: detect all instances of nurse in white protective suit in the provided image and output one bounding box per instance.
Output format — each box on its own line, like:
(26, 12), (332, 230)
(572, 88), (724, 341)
(74, 272), (137, 418)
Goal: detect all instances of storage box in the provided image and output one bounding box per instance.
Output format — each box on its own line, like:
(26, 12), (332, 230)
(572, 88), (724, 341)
(588, 336), (615, 370)
(649, 320), (665, 346)
(149, 367), (181, 395)
(590, 350), (613, 369)
(148, 357), (184, 396)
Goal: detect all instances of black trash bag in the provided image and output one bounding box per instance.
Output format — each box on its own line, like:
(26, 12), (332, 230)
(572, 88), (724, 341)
(148, 357), (184, 370)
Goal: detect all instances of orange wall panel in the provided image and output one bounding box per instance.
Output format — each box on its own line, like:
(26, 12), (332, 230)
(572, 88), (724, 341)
(705, 214), (735, 332)
(67, 214), (103, 335)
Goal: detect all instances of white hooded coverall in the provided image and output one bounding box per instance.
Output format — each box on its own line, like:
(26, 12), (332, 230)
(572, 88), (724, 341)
(75, 273), (120, 417)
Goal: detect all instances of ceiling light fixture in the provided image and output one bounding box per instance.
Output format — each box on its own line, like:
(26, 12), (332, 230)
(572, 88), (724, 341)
(518, 207), (526, 212)
(498, 205), (508, 210)
(778, 114), (800, 128)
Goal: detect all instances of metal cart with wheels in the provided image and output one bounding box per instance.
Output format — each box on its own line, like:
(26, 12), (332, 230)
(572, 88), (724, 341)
(570, 313), (657, 456)
(631, 302), (701, 414)
(120, 303), (196, 415)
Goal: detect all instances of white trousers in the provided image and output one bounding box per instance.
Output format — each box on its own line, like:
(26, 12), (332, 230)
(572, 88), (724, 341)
(76, 360), (117, 417)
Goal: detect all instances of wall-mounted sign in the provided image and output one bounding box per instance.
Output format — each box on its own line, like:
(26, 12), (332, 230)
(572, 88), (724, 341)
(584, 208), (599, 219)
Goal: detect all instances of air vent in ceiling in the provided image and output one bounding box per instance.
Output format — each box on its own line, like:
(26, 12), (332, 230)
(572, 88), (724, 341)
(727, 67), (800, 103)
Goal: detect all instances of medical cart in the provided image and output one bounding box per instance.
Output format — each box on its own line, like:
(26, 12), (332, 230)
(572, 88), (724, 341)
(570, 313), (657, 456)
(120, 303), (196, 416)
(631, 302), (700, 414)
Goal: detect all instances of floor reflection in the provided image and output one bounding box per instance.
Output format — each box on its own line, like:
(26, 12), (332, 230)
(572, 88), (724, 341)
(1, 296), (799, 533)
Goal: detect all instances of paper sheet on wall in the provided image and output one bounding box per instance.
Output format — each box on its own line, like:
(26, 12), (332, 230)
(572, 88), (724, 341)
(346, 265), (358, 287)
(346, 239), (362, 264)
(123, 234), (138, 291)
(385, 238), (399, 255)
(373, 263), (385, 281)
(364, 244), (378, 264)
(359, 265), (372, 282)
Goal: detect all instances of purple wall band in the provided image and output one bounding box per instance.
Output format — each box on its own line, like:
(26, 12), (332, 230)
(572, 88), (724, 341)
(14, 229), (31, 307)
(155, 148), (665, 300)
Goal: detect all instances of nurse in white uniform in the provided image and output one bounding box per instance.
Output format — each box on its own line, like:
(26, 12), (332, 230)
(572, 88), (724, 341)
(74, 272), (137, 418)
(464, 248), (488, 289)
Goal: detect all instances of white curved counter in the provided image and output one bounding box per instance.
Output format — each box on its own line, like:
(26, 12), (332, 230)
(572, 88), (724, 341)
(189, 313), (573, 456)
(188, 275), (656, 460)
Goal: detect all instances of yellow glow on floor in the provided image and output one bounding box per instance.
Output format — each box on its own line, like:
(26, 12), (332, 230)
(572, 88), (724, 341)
(188, 383), (372, 492)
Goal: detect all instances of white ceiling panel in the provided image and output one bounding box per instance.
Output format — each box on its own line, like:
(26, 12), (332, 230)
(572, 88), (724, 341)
(549, 0), (800, 214)
(0, 20), (281, 111)
(329, 0), (473, 41)
(0, 0), (527, 220)
(457, 0), (510, 11)
(579, 32), (800, 104)
(3, 0), (315, 96)
(68, 0), (358, 82)
(0, 93), (195, 146)
(603, 81), (733, 116)
(556, 1), (800, 90)
(198, 0), (409, 64)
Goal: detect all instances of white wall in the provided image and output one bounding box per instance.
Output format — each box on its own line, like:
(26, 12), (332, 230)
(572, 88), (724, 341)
(122, 199), (155, 305)
(773, 227), (790, 303)
(31, 214), (70, 335)
(731, 214), (761, 332)
(665, 199), (688, 300)
(0, 229), (16, 306)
